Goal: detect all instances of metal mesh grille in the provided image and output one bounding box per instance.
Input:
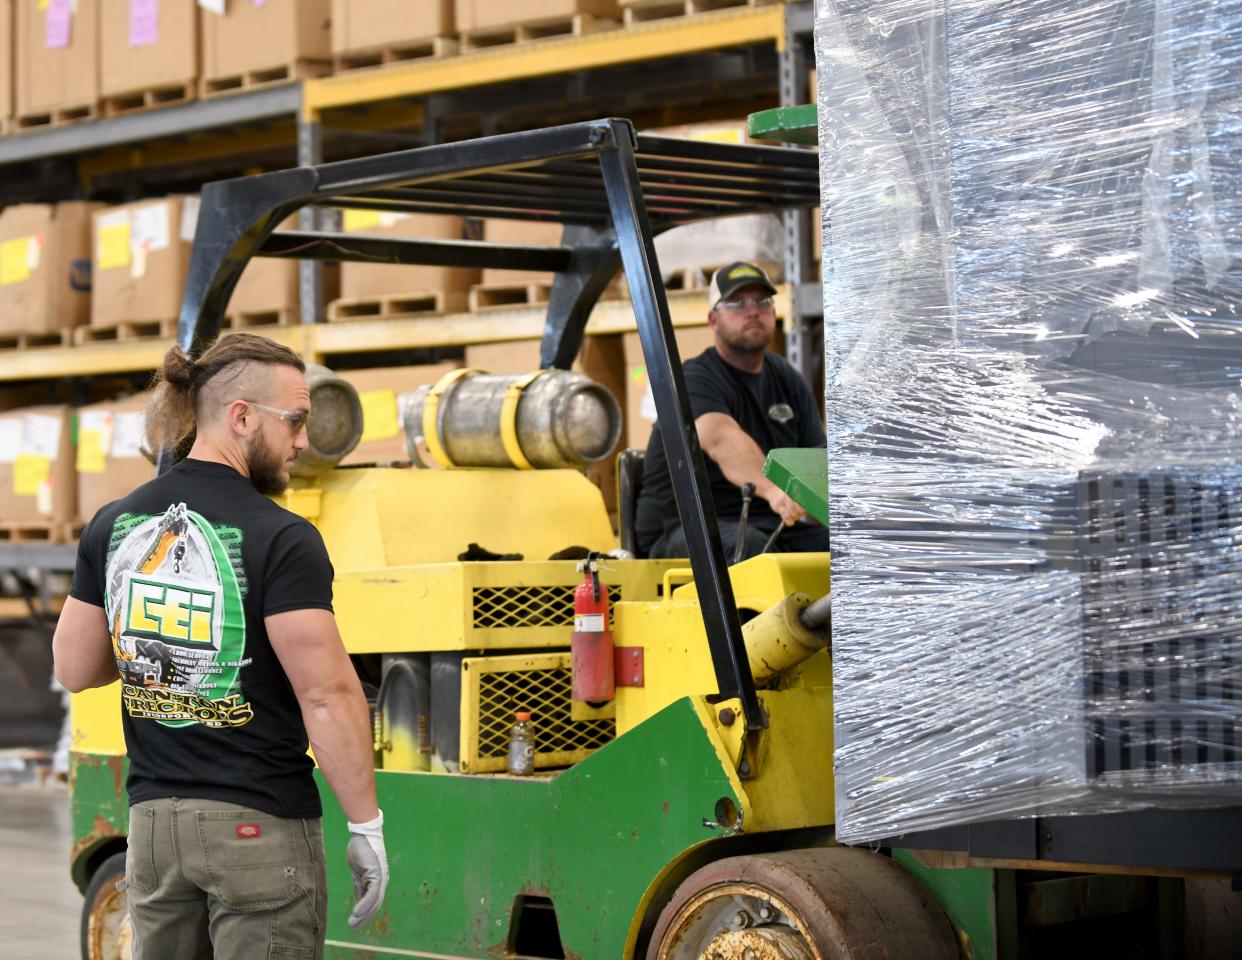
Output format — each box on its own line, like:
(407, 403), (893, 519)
(471, 585), (623, 629)
(1080, 470), (1242, 791)
(470, 656), (614, 771)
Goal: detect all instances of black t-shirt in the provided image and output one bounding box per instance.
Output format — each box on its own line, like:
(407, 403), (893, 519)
(635, 347), (825, 552)
(69, 458), (334, 819)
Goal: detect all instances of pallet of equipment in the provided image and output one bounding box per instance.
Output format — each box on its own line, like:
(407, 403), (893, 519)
(467, 282), (553, 312)
(620, 0), (776, 26)
(0, 523), (68, 544)
(223, 306), (299, 330)
(0, 330), (74, 351)
(74, 320), (177, 345)
(12, 101), (97, 132)
(201, 58), (331, 98)
(62, 521), (86, 543)
(327, 291), (467, 323)
(460, 13), (618, 52)
(333, 38), (459, 74)
(101, 82), (195, 118)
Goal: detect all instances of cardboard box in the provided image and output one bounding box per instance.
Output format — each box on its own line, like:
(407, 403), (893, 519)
(0, 202), (98, 337)
(481, 218), (563, 287)
(465, 335), (625, 512)
(201, 0), (331, 81)
(15, 0), (99, 118)
(92, 197), (196, 328)
(100, 0), (198, 98)
(337, 211), (477, 309)
(0, 405), (76, 526)
(623, 326), (716, 451)
(1, 1), (11, 124)
(76, 393), (155, 522)
(331, 0), (454, 54)
(456, 0), (617, 33)
(338, 364), (462, 465)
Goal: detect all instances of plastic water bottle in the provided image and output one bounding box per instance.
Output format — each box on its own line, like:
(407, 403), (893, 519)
(507, 710), (535, 776)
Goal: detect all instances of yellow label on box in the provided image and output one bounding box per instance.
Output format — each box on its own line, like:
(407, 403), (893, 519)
(342, 209), (383, 233)
(14, 454), (51, 496)
(360, 389), (400, 442)
(98, 221), (132, 270)
(76, 430), (107, 473)
(0, 238), (32, 285)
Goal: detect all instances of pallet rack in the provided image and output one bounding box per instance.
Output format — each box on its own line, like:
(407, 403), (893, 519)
(0, 1), (819, 579)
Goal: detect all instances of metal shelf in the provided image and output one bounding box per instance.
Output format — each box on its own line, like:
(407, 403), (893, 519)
(0, 286), (792, 380)
(303, 5), (788, 120)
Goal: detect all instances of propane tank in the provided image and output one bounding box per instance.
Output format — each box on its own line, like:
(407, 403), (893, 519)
(291, 364), (364, 477)
(571, 556), (615, 705)
(401, 368), (622, 470)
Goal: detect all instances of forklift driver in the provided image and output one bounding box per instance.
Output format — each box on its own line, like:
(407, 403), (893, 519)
(634, 261), (829, 560)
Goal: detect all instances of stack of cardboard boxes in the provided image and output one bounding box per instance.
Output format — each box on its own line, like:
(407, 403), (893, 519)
(200, 0), (332, 96)
(0, 404), (76, 537)
(330, 211), (478, 320)
(0, 201), (97, 345)
(76, 392), (156, 521)
(331, 0), (456, 69)
(14, 0), (98, 129)
(99, 0), (199, 114)
(455, 0), (619, 43)
(88, 196), (197, 341)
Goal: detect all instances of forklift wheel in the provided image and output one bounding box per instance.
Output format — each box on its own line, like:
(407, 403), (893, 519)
(80, 851), (134, 960)
(647, 847), (960, 960)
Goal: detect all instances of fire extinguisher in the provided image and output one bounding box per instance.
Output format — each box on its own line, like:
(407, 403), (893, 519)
(572, 554), (615, 705)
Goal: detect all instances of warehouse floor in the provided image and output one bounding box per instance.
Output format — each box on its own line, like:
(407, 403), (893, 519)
(0, 781), (82, 959)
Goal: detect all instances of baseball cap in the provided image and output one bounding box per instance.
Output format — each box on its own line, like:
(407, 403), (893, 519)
(710, 261), (778, 305)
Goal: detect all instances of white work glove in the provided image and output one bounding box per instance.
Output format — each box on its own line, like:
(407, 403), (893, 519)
(346, 810), (389, 930)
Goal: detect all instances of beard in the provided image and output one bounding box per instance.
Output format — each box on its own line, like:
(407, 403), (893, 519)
(247, 437), (291, 495)
(719, 322), (772, 356)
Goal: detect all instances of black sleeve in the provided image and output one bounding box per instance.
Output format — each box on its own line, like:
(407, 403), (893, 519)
(793, 367), (827, 447)
(68, 514), (106, 608)
(263, 520), (335, 616)
(684, 356), (733, 420)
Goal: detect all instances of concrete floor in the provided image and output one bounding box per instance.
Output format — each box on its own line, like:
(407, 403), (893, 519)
(0, 781), (83, 959)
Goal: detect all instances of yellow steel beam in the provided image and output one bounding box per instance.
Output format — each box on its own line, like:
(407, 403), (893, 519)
(0, 326), (315, 382)
(302, 5), (788, 121)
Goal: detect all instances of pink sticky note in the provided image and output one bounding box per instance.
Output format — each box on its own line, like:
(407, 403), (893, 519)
(45, 0), (72, 50)
(130, 0), (159, 47)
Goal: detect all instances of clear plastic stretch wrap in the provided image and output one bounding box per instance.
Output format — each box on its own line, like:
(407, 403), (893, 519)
(817, 0), (1242, 844)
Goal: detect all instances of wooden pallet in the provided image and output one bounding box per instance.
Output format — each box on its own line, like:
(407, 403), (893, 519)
(12, 101), (98, 133)
(223, 306), (299, 330)
(0, 329), (74, 351)
(460, 13), (618, 52)
(101, 81), (196, 118)
(0, 523), (67, 544)
(327, 291), (467, 323)
(74, 319), (177, 345)
(201, 58), (332, 98)
(333, 37), (459, 73)
(467, 281), (553, 312)
(621, 0), (776, 25)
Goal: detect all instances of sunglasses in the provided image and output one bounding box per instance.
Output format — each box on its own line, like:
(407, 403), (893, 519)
(242, 400), (310, 432)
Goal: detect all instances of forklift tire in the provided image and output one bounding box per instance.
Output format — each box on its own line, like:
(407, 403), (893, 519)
(647, 847), (960, 960)
(80, 851), (134, 960)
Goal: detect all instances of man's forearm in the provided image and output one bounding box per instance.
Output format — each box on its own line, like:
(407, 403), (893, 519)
(303, 689), (379, 824)
(702, 423), (780, 499)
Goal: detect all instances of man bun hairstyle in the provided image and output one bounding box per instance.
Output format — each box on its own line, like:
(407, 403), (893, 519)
(145, 333), (306, 463)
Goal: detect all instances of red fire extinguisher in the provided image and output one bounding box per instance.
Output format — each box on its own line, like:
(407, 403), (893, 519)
(572, 555), (615, 705)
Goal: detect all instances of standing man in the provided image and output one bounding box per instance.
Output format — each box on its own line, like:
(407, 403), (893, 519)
(53, 333), (388, 959)
(635, 262), (829, 559)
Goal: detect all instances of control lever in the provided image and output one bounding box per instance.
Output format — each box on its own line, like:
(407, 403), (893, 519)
(731, 483), (756, 565)
(760, 522), (783, 555)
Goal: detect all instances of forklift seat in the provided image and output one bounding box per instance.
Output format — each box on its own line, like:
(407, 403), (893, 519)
(616, 448), (645, 557)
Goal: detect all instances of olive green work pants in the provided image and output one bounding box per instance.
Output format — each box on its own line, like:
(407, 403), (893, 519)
(122, 797), (327, 960)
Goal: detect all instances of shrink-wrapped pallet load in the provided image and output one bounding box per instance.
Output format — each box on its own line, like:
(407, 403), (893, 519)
(819, 0), (1242, 843)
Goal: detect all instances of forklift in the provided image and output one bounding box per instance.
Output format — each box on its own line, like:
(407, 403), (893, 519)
(68, 118), (1241, 960)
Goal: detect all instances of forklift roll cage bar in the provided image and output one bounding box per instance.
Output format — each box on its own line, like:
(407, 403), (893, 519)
(166, 117), (821, 748)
